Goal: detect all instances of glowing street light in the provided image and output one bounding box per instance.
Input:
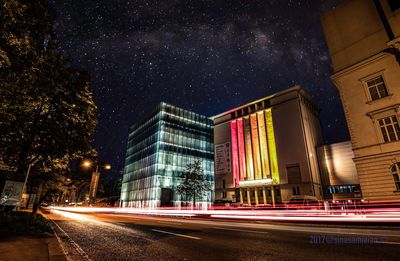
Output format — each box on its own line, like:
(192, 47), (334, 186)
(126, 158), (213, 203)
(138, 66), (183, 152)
(82, 160), (92, 168)
(82, 160), (111, 205)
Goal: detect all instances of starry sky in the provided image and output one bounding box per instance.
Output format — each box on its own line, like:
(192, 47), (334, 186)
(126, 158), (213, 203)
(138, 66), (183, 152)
(45, 0), (348, 179)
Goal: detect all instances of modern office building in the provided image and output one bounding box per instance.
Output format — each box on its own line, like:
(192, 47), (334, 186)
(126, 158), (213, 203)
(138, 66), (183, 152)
(120, 102), (214, 208)
(316, 141), (361, 201)
(212, 86), (324, 205)
(321, 0), (400, 201)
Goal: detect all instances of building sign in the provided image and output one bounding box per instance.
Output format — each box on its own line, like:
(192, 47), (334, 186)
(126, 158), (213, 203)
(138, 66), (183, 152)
(238, 178), (273, 187)
(0, 180), (24, 206)
(215, 143), (231, 175)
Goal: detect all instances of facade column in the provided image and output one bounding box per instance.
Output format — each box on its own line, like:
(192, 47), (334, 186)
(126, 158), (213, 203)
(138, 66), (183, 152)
(262, 187), (267, 205)
(255, 187), (259, 205)
(246, 189), (251, 205)
(239, 188), (244, 204)
(271, 186), (276, 207)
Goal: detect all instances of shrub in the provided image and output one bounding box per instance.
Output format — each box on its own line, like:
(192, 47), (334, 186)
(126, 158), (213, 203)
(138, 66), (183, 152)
(0, 211), (52, 235)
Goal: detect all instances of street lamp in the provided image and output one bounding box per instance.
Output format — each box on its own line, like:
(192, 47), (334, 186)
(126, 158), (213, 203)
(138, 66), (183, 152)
(82, 160), (111, 205)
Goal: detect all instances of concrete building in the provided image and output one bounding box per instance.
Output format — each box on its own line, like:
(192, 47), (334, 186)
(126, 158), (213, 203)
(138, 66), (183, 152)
(321, 0), (400, 201)
(316, 141), (361, 201)
(120, 102), (214, 208)
(211, 86), (324, 205)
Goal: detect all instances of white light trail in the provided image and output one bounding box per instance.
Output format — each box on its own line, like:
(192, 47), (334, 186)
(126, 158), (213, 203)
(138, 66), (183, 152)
(49, 206), (400, 223)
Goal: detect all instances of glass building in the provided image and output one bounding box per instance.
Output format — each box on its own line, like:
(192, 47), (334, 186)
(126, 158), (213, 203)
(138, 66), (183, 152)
(120, 102), (214, 208)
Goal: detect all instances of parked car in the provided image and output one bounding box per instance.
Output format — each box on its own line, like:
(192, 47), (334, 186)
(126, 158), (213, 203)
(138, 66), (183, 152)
(0, 197), (20, 212)
(286, 195), (322, 210)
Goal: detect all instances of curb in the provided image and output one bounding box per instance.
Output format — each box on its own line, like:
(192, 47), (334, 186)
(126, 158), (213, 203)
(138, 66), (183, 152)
(50, 220), (92, 261)
(46, 234), (68, 261)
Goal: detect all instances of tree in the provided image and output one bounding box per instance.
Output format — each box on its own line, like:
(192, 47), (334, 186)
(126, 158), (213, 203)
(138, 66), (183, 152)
(97, 175), (122, 207)
(0, 1), (97, 176)
(175, 160), (212, 208)
(0, 1), (97, 220)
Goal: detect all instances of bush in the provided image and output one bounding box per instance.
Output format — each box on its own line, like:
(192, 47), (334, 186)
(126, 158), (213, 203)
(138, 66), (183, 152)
(0, 211), (52, 235)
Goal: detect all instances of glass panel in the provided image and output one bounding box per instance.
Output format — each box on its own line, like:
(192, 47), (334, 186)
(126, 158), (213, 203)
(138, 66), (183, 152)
(257, 112), (271, 179)
(265, 108), (279, 183)
(237, 118), (247, 181)
(367, 76), (388, 100)
(230, 120), (239, 186)
(250, 114), (262, 180)
(387, 125), (396, 141)
(369, 87), (379, 100)
(244, 117), (255, 180)
(377, 83), (388, 97)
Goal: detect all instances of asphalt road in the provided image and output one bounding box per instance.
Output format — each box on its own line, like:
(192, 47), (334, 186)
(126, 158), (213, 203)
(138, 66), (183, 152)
(47, 210), (400, 261)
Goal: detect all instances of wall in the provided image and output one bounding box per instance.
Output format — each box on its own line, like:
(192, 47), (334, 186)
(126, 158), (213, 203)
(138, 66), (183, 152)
(321, 0), (400, 72)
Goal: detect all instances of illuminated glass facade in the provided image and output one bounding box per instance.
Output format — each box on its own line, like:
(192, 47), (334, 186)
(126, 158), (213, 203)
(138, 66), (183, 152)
(120, 102), (214, 208)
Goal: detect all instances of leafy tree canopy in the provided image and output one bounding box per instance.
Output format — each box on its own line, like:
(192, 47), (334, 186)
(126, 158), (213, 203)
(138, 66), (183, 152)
(0, 0), (97, 180)
(175, 160), (212, 206)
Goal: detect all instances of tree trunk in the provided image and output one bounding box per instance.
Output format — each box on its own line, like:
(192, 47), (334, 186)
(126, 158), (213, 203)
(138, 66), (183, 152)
(15, 148), (28, 180)
(31, 183), (43, 222)
(24, 183), (32, 209)
(193, 192), (196, 210)
(76, 189), (81, 205)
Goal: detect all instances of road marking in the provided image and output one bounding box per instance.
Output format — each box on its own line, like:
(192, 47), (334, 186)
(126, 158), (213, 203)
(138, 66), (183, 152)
(212, 227), (270, 234)
(157, 221), (183, 225)
(151, 229), (201, 240)
(377, 241), (400, 245)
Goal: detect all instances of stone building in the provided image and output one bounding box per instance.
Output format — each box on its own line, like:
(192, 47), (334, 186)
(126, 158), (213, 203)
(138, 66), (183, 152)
(212, 86), (324, 205)
(321, 0), (400, 201)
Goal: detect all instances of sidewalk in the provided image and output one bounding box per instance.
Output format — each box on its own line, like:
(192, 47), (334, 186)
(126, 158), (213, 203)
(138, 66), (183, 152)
(0, 210), (67, 261)
(0, 233), (66, 261)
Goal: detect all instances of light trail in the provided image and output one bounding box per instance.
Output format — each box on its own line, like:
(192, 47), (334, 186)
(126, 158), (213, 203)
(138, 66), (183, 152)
(49, 206), (400, 223)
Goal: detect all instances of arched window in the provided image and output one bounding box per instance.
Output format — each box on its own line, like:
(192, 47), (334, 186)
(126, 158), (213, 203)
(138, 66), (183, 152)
(391, 163), (400, 191)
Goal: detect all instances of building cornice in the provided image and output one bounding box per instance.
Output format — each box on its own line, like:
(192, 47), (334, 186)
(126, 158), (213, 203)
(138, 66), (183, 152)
(331, 52), (391, 83)
(366, 103), (400, 118)
(210, 85), (319, 121)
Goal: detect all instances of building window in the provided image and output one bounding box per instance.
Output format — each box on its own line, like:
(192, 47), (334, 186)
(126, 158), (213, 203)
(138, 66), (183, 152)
(293, 186), (301, 195)
(378, 116), (400, 142)
(222, 179), (226, 189)
(366, 76), (388, 101)
(388, 0), (400, 11)
(222, 191), (227, 198)
(287, 165), (301, 184)
(392, 163), (400, 191)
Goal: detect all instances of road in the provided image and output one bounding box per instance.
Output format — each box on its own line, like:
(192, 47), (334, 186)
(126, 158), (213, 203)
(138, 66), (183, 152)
(46, 209), (400, 261)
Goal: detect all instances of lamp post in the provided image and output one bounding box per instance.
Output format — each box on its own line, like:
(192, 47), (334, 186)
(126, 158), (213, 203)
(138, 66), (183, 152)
(82, 160), (111, 206)
(17, 164), (32, 210)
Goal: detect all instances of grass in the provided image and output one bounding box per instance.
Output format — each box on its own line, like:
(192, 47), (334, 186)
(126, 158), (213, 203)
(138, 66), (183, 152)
(0, 210), (53, 235)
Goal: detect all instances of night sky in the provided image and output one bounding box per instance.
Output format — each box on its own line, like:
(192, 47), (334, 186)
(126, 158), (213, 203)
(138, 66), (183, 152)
(45, 0), (349, 179)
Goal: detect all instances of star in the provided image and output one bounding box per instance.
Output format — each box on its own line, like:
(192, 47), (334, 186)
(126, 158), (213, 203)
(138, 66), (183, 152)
(45, 0), (347, 178)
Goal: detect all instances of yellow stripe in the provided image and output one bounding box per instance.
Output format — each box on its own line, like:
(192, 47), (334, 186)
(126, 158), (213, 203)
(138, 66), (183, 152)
(265, 109), (279, 183)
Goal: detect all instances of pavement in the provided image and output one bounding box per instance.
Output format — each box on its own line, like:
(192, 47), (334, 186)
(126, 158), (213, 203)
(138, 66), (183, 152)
(0, 231), (66, 261)
(43, 209), (400, 261)
(0, 209), (67, 261)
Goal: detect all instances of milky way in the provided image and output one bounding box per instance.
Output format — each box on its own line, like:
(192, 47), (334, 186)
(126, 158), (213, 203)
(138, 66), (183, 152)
(45, 0), (348, 178)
